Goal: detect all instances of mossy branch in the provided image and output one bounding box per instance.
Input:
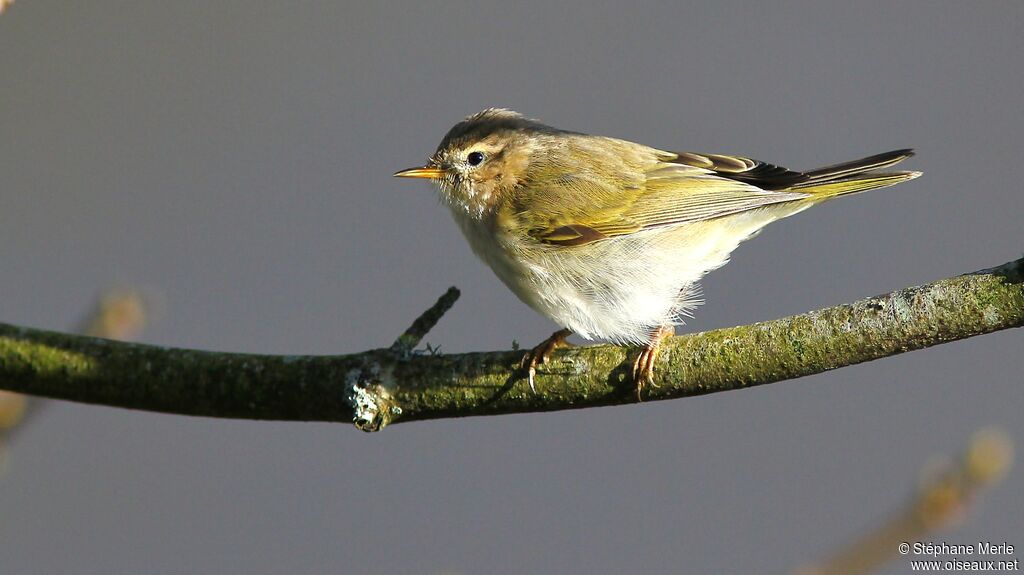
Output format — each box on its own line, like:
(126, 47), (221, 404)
(0, 257), (1021, 431)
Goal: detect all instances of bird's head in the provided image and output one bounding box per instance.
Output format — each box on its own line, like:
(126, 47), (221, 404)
(394, 108), (555, 217)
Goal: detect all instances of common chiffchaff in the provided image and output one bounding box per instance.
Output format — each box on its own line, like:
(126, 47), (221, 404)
(395, 109), (919, 397)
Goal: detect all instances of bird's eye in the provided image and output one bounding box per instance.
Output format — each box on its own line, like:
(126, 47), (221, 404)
(467, 151), (485, 166)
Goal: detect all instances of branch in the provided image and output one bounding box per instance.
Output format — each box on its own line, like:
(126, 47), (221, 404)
(0, 289), (150, 445)
(0, 257), (1021, 431)
(388, 286), (460, 356)
(794, 428), (1014, 575)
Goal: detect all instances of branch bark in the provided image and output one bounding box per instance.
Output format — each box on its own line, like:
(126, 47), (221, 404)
(1, 257), (1021, 431)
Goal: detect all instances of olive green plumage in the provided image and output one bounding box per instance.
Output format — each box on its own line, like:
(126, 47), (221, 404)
(395, 108), (920, 389)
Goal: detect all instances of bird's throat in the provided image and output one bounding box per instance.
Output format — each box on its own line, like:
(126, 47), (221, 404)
(442, 178), (504, 219)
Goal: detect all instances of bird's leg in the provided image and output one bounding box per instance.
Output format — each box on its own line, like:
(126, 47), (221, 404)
(521, 328), (573, 393)
(632, 325), (675, 401)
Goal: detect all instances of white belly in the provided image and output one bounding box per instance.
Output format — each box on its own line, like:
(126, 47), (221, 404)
(450, 204), (806, 344)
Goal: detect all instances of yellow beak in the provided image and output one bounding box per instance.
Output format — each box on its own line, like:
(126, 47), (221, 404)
(393, 166), (444, 179)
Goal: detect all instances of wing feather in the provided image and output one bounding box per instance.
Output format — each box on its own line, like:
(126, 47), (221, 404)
(527, 161), (808, 246)
(515, 142), (912, 247)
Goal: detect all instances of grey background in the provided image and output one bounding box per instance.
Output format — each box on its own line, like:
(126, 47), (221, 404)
(1, 2), (1021, 574)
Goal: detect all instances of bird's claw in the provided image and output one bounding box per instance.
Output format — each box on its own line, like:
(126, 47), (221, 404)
(520, 328), (572, 393)
(631, 326), (674, 401)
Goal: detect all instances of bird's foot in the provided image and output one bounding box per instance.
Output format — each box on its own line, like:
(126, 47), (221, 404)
(521, 328), (573, 393)
(632, 325), (674, 401)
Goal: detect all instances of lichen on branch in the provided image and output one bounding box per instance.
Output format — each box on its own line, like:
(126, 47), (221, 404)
(0, 257), (1021, 431)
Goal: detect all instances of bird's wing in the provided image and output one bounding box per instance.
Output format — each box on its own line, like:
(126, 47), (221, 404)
(523, 152), (810, 247)
(667, 151), (811, 190)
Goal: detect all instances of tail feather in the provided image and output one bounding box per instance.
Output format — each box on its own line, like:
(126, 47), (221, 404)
(792, 170), (922, 199)
(799, 149), (915, 185)
(788, 148), (920, 199)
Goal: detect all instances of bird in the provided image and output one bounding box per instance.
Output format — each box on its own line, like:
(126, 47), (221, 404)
(394, 108), (919, 398)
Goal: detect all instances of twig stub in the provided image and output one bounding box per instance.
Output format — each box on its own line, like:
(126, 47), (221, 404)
(389, 287), (461, 357)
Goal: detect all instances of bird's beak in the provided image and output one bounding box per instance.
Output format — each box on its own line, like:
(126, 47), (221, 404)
(393, 165), (444, 179)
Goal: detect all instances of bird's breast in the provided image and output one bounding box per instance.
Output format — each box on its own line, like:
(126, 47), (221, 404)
(449, 208), (538, 298)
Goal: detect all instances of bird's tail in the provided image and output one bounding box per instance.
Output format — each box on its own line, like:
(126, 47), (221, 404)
(789, 149), (921, 199)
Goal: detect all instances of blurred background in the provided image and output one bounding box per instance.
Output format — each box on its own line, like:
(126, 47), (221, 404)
(1, 2), (1021, 573)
